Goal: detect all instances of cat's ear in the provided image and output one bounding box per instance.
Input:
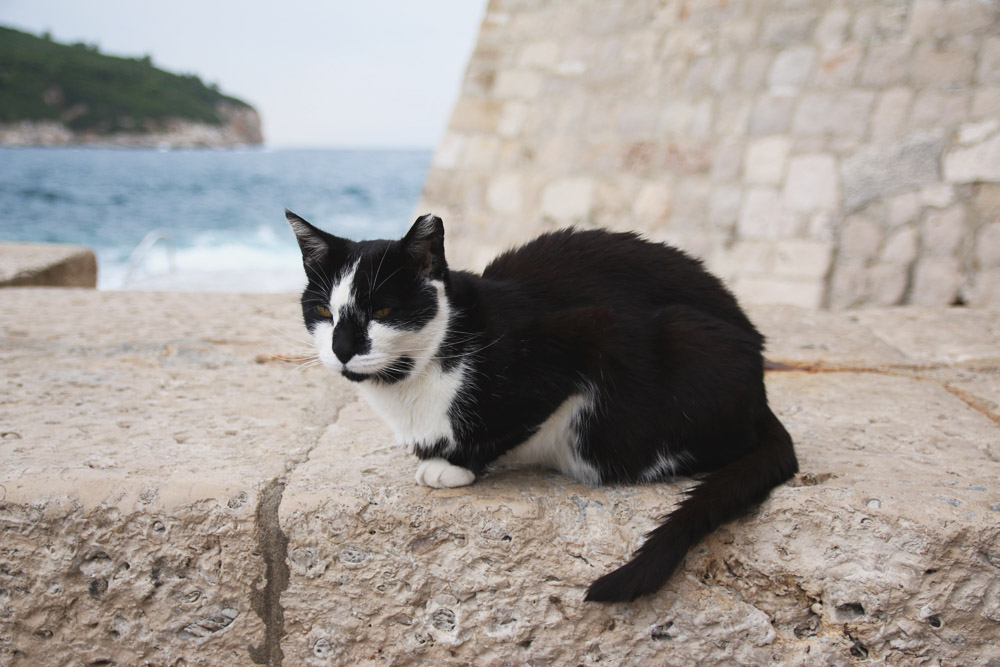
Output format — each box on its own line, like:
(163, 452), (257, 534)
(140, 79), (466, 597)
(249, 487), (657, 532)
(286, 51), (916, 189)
(286, 209), (348, 270)
(402, 214), (448, 280)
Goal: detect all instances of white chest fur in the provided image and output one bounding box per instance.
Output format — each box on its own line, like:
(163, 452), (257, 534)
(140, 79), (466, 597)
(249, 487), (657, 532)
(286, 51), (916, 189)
(358, 360), (466, 453)
(495, 388), (600, 485)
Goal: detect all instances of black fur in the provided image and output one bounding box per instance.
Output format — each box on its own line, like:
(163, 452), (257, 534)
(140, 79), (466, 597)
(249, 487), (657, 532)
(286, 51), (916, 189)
(289, 211), (798, 602)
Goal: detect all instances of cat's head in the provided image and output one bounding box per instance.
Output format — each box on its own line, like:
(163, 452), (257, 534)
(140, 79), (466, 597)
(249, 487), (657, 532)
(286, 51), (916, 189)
(287, 210), (450, 384)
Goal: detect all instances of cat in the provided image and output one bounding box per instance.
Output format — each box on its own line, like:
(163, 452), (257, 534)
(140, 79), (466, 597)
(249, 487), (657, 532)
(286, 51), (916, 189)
(287, 210), (798, 602)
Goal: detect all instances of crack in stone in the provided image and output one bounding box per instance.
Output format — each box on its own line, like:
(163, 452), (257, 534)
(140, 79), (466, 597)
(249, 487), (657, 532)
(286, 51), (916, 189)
(247, 402), (337, 665)
(767, 360), (1000, 430)
(250, 478), (290, 666)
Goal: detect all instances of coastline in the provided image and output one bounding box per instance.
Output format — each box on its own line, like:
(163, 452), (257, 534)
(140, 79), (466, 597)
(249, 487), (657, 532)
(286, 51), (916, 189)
(0, 104), (264, 149)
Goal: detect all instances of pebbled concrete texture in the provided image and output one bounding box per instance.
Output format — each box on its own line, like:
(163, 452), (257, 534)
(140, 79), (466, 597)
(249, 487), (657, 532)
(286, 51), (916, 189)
(1, 288), (999, 665)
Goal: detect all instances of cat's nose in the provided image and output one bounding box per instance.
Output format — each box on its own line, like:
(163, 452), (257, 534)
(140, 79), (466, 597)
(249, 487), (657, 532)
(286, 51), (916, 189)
(332, 321), (363, 364)
(333, 338), (354, 364)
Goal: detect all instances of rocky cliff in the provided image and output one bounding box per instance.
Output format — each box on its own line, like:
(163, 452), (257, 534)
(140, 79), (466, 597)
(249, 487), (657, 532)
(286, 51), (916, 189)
(0, 26), (264, 148)
(0, 102), (263, 148)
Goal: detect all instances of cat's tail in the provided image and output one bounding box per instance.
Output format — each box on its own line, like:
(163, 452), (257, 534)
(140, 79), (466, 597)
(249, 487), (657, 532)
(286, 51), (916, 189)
(585, 408), (798, 602)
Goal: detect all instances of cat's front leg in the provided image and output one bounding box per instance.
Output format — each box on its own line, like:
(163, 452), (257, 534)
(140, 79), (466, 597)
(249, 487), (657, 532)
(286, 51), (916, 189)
(415, 457), (476, 489)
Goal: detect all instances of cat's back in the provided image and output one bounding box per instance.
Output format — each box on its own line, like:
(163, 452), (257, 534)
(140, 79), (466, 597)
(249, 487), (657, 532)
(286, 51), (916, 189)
(482, 228), (752, 331)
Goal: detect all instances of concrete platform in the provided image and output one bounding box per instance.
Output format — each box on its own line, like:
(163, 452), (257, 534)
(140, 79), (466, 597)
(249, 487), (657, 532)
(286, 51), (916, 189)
(0, 243), (98, 288)
(1, 289), (998, 665)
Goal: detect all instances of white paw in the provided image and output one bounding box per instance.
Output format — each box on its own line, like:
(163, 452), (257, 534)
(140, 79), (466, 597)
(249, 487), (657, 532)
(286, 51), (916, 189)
(415, 458), (476, 489)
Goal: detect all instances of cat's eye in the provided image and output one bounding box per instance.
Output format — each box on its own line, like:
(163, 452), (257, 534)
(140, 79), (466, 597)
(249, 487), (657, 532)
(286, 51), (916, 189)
(372, 307), (392, 320)
(315, 305), (332, 318)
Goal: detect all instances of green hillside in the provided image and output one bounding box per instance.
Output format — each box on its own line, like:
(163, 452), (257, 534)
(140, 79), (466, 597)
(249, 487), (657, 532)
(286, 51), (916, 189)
(0, 26), (253, 133)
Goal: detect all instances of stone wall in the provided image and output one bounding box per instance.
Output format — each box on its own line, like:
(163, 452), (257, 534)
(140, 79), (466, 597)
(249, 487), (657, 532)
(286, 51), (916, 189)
(418, 0), (1000, 308)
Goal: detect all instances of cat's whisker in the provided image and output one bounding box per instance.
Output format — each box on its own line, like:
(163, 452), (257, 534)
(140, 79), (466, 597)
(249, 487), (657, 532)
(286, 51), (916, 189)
(373, 266), (404, 294)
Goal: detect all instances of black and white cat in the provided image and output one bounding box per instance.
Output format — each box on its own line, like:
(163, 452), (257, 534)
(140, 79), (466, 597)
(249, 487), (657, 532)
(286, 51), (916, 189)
(288, 210), (798, 602)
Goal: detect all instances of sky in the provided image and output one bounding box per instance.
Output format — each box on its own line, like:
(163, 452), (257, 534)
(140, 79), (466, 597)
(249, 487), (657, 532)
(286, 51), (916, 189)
(0, 0), (488, 148)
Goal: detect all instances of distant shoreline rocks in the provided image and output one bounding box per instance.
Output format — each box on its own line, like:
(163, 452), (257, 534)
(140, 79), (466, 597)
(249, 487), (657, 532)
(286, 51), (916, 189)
(0, 102), (263, 149)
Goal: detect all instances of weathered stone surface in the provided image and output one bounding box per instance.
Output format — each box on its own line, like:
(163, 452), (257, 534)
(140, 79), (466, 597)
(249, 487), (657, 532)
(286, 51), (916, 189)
(944, 133), (1000, 183)
(4, 289), (999, 664)
(0, 290), (348, 665)
(841, 132), (944, 212)
(0, 242), (97, 288)
(745, 136), (791, 185)
(783, 154), (839, 212)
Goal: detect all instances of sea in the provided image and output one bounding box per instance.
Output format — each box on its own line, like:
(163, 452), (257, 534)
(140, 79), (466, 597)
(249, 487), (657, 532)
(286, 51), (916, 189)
(0, 147), (432, 291)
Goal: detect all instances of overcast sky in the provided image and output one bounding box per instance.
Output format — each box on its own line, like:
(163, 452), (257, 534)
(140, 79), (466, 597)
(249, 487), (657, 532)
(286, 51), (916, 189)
(0, 0), (488, 148)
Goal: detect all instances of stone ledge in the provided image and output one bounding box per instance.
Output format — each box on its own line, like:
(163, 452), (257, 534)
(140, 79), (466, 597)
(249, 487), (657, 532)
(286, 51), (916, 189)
(0, 243), (98, 288)
(1, 289), (998, 664)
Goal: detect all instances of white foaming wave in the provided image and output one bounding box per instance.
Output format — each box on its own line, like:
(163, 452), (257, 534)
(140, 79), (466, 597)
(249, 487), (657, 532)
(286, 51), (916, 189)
(99, 228), (308, 293)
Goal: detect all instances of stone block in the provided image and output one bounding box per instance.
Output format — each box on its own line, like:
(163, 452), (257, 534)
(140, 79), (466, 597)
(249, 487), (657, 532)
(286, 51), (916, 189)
(921, 205), (966, 257)
(540, 177), (594, 222)
(841, 131), (944, 212)
(748, 95), (796, 135)
(909, 90), (968, 130)
(497, 102), (528, 138)
(870, 88), (914, 141)
(689, 99), (715, 138)
(733, 275), (825, 307)
(718, 18), (758, 51)
(725, 239), (777, 275)
(518, 40), (560, 68)
(714, 94), (752, 135)
(708, 184), (742, 229)
(431, 132), (467, 170)
(663, 139), (714, 173)
(739, 51), (772, 92)
(448, 98), (504, 134)
(976, 36), (1000, 85)
(910, 257), (963, 305)
(976, 221), (1000, 268)
(814, 8), (851, 49)
(617, 100), (663, 136)
(919, 183), (954, 209)
(908, 0), (1000, 39)
(840, 214), (882, 261)
(461, 136), (502, 170)
(865, 263), (909, 306)
(760, 11), (816, 47)
(958, 119), (1000, 146)
(710, 138), (744, 182)
(792, 91), (875, 138)
(826, 258), (867, 308)
(972, 88), (1000, 121)
(660, 100), (696, 135)
(881, 226), (918, 265)
(888, 191), (921, 228)
(632, 181), (673, 225)
(859, 41), (913, 87)
(910, 38), (977, 88)
(767, 46), (816, 93)
(710, 53), (740, 93)
(813, 44), (862, 88)
(967, 268), (1000, 307)
(493, 69), (544, 99)
(783, 154), (839, 212)
(773, 239), (832, 279)
(745, 136), (791, 185)
(0, 243), (97, 288)
(944, 133), (1000, 183)
(486, 173), (525, 215)
(738, 187), (797, 239)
